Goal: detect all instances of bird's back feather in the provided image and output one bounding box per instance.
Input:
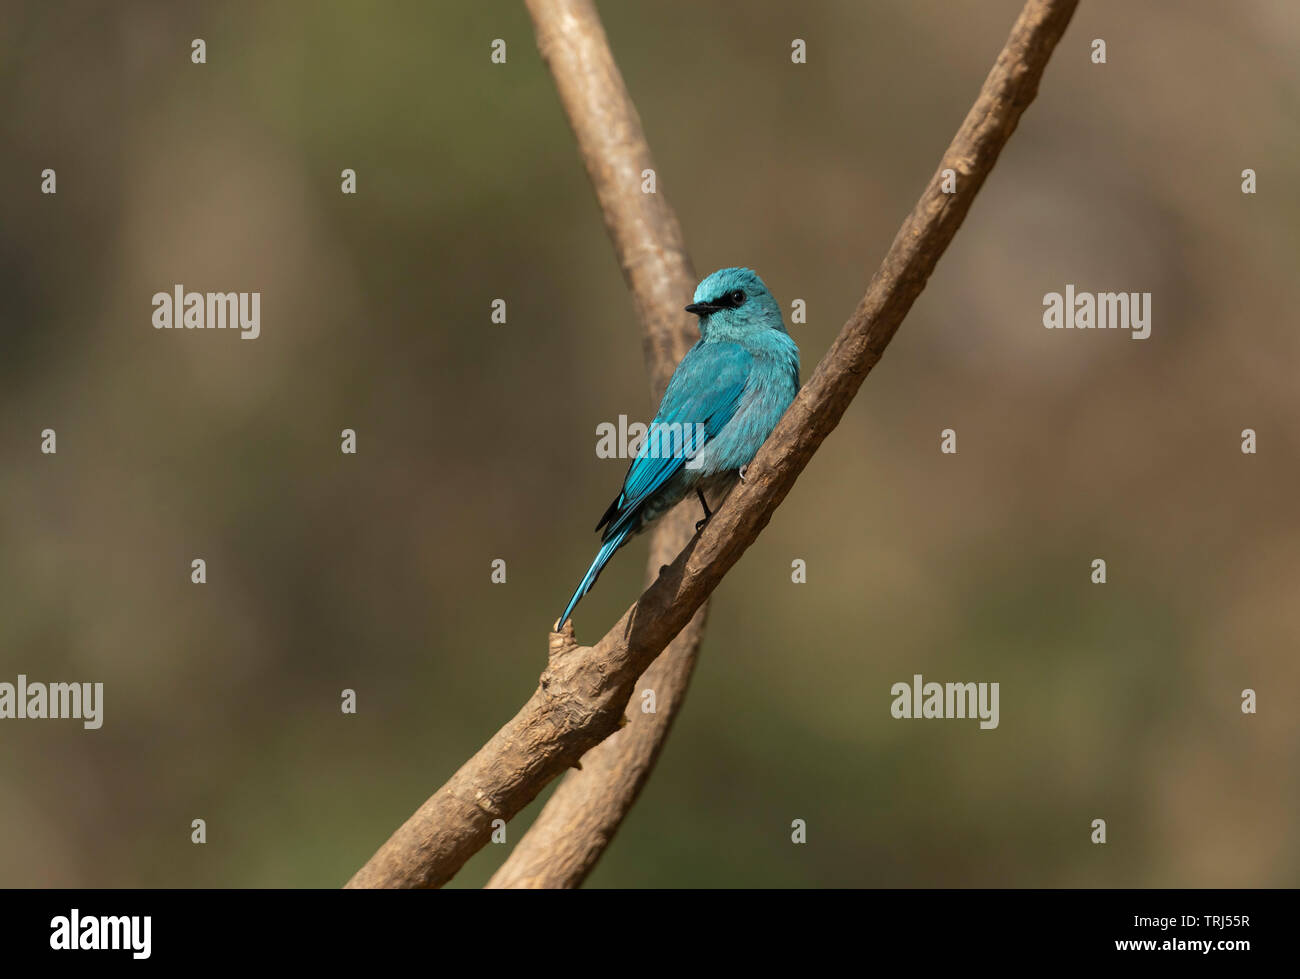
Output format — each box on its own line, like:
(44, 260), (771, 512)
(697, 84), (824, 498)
(596, 341), (753, 542)
(557, 267), (800, 628)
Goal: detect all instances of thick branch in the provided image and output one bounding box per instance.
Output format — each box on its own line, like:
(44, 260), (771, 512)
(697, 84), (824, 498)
(483, 0), (711, 888)
(346, 0), (1079, 890)
(488, 506), (706, 888)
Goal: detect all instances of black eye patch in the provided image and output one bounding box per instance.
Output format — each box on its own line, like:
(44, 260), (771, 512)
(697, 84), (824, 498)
(712, 289), (746, 308)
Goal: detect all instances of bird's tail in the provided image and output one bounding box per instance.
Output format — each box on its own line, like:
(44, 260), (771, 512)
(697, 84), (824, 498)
(556, 526), (632, 630)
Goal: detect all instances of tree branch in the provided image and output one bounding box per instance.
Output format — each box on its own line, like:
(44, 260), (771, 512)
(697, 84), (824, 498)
(523, 0), (697, 397)
(346, 0), (1079, 890)
(483, 0), (714, 889)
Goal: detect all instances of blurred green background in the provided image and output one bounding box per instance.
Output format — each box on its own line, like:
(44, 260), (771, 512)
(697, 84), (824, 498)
(1, 0), (1297, 887)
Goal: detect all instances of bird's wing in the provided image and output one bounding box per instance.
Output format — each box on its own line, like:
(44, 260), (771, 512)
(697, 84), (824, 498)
(596, 341), (752, 540)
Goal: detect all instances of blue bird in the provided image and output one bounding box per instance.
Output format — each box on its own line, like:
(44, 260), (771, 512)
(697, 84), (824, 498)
(557, 267), (800, 629)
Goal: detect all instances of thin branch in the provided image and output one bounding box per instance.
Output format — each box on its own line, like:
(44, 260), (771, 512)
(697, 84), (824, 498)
(524, 0), (697, 398)
(346, 0), (1079, 890)
(483, 0), (714, 889)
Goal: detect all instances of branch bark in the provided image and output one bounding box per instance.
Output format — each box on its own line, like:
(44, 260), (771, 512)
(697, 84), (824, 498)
(520, 0), (697, 398)
(483, 0), (714, 889)
(346, 0), (1079, 890)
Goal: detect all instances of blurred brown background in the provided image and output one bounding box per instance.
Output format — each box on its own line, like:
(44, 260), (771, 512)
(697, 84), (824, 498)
(1, 0), (1296, 887)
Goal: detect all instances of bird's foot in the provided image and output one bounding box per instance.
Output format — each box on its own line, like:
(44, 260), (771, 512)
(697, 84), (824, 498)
(659, 563), (670, 576)
(738, 465), (748, 483)
(694, 487), (713, 532)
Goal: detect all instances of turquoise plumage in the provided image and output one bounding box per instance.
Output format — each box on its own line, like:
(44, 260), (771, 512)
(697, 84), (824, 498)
(557, 268), (799, 628)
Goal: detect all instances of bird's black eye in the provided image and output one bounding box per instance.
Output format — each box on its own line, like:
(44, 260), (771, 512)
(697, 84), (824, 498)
(728, 289), (746, 306)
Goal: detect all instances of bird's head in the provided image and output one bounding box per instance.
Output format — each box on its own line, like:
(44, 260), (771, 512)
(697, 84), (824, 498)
(685, 267), (786, 339)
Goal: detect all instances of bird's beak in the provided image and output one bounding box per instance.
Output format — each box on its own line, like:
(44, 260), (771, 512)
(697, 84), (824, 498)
(685, 302), (721, 315)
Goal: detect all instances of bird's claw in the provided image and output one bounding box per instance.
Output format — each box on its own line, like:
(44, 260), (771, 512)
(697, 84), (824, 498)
(738, 465), (748, 483)
(695, 517), (708, 532)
